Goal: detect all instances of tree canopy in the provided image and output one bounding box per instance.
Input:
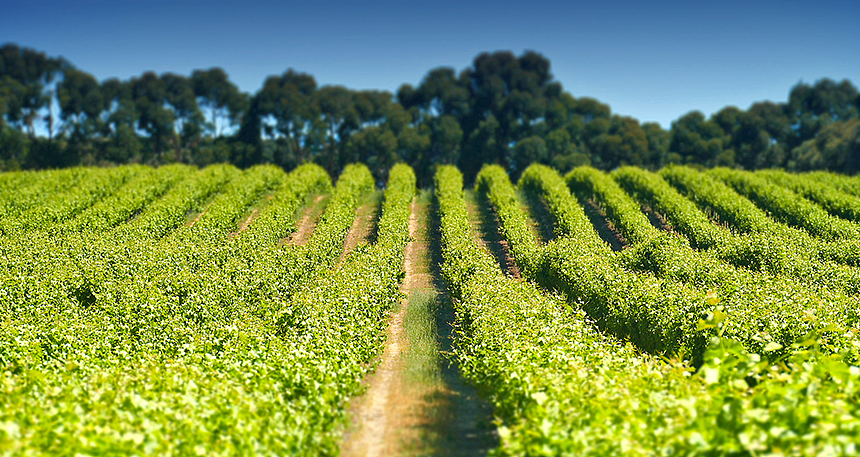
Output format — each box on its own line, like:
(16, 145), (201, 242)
(2, 42), (859, 183)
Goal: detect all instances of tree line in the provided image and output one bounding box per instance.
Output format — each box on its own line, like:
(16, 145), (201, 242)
(2, 42), (859, 185)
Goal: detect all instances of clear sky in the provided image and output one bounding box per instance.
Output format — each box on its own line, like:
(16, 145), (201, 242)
(2, 0), (858, 128)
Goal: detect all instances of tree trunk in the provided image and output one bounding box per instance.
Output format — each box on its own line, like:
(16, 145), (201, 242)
(47, 100), (54, 142)
(328, 121), (336, 176)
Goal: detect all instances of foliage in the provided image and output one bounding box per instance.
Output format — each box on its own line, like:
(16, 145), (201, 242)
(617, 165), (860, 295)
(517, 163), (708, 358)
(4, 161), (860, 454)
(709, 167), (860, 241)
(0, 161), (414, 455)
(436, 164), (860, 456)
(491, 164), (859, 362)
(758, 168), (860, 223)
(4, 42), (860, 182)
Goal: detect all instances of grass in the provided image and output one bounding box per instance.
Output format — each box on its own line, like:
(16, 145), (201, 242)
(396, 194), (498, 457)
(403, 289), (443, 386)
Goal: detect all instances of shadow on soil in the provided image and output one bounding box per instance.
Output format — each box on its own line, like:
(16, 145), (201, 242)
(468, 191), (520, 278)
(520, 189), (558, 245)
(579, 198), (627, 251)
(407, 196), (498, 457)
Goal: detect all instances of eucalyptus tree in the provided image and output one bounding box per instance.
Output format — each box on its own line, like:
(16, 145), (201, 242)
(787, 79), (859, 147)
(669, 111), (728, 167)
(57, 68), (104, 140)
(256, 69), (319, 164)
(0, 43), (64, 139)
(316, 85), (358, 175)
(191, 67), (247, 137)
(131, 72), (174, 161)
(162, 72), (203, 158)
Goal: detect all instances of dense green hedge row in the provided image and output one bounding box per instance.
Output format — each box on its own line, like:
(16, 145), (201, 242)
(515, 164), (708, 358)
(758, 169), (860, 223)
(0, 165), (283, 360)
(439, 164), (860, 456)
(5, 162), (860, 455)
(0, 162), (401, 455)
(297, 164), (373, 272)
(0, 169), (36, 195)
(660, 166), (854, 260)
(239, 164), (372, 329)
(0, 165), (143, 235)
(114, 164), (240, 240)
(617, 165), (860, 295)
(0, 167), (95, 224)
(475, 165), (541, 274)
(807, 170), (860, 196)
(710, 167), (860, 241)
(273, 163), (415, 453)
(0, 165), (237, 323)
(238, 163), (333, 248)
(566, 165), (737, 287)
(0, 165), (285, 323)
(181, 164), (285, 235)
(434, 167), (500, 299)
(561, 166), (860, 359)
(570, 165), (777, 285)
(61, 164), (196, 234)
(516, 164), (607, 251)
(704, 167), (860, 269)
(68, 163), (350, 355)
(519, 165), (859, 360)
(567, 165), (660, 244)
(567, 165), (729, 286)
(617, 165), (800, 266)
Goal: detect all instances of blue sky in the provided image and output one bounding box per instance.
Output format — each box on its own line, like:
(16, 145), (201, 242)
(2, 0), (858, 128)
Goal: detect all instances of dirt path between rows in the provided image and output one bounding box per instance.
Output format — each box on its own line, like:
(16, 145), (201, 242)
(339, 193), (381, 264)
(186, 202), (211, 227)
(284, 195), (326, 246)
(234, 194), (276, 235)
(581, 199), (628, 251)
(642, 205), (674, 233)
(230, 208), (260, 237)
(342, 197), (497, 457)
(466, 191), (521, 278)
(341, 201), (421, 456)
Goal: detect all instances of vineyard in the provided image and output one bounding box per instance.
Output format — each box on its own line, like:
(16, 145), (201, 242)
(2, 162), (860, 456)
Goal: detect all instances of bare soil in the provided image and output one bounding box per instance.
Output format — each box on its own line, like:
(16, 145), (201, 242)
(465, 191), (521, 278)
(186, 202), (211, 227)
(339, 193), (381, 264)
(229, 208), (260, 237)
(284, 195), (326, 246)
(642, 205), (673, 232)
(341, 201), (421, 456)
(342, 198), (497, 457)
(581, 199), (627, 251)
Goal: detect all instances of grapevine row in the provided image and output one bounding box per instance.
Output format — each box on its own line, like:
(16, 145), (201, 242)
(0, 165), (142, 235)
(709, 167), (860, 241)
(617, 165), (860, 294)
(807, 170), (860, 196)
(0, 163), (404, 455)
(513, 164), (857, 359)
(437, 164), (860, 455)
(0, 167), (95, 223)
(514, 164), (708, 357)
(758, 168), (860, 223)
(62, 164), (195, 234)
(559, 166), (859, 357)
